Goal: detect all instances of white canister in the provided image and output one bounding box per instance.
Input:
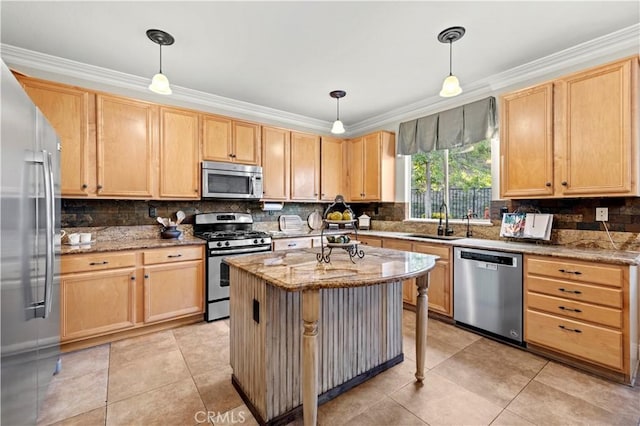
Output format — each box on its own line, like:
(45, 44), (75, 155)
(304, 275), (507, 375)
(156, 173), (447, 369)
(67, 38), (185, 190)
(358, 214), (371, 230)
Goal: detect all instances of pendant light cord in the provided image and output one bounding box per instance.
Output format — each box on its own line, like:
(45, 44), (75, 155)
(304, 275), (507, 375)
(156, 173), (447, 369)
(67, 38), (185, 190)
(159, 44), (163, 74)
(336, 97), (340, 120)
(448, 40), (453, 77)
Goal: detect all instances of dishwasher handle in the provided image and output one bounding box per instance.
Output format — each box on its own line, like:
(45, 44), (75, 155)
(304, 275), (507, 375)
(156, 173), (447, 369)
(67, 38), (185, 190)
(459, 250), (518, 267)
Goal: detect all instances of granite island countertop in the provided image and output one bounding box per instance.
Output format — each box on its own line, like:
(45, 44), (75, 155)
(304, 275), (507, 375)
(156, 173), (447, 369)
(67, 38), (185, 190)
(223, 246), (438, 291)
(355, 230), (640, 265)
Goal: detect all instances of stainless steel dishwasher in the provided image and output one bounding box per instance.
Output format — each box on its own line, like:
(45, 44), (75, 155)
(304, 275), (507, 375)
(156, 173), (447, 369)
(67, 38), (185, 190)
(453, 247), (523, 344)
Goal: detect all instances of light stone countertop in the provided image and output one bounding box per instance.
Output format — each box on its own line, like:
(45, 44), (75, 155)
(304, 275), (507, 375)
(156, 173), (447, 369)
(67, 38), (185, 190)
(356, 230), (640, 265)
(223, 247), (438, 291)
(59, 235), (205, 255)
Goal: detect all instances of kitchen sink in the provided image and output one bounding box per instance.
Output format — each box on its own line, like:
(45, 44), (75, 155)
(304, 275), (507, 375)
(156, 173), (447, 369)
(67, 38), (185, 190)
(406, 233), (464, 241)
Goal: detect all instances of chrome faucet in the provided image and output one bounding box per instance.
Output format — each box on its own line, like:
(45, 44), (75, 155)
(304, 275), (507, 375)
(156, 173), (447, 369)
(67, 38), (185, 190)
(437, 202), (454, 236)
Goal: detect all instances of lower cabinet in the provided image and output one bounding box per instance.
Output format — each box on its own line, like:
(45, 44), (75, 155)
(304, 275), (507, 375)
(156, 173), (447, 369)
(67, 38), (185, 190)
(524, 254), (636, 383)
(60, 245), (204, 346)
(381, 238), (453, 317)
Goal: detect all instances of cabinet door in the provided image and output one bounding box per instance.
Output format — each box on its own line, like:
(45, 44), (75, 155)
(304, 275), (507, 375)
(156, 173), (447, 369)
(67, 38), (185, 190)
(348, 137), (365, 200)
(362, 133), (382, 201)
(144, 260), (204, 323)
(357, 235), (382, 247)
(556, 58), (635, 196)
(19, 77), (95, 197)
(290, 131), (320, 201)
(500, 83), (554, 198)
(232, 120), (261, 165)
(202, 114), (232, 162)
(159, 107), (200, 199)
(412, 243), (452, 316)
(320, 136), (345, 201)
(61, 268), (136, 341)
(262, 126), (290, 200)
(97, 95), (158, 198)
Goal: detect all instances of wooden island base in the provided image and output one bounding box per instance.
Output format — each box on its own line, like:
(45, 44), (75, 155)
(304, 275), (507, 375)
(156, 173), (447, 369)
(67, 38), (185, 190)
(230, 269), (404, 425)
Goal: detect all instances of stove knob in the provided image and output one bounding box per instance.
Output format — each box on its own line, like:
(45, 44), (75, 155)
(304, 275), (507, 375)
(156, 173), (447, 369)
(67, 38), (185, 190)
(253, 239), (258, 244)
(260, 238), (265, 243)
(225, 241), (230, 247)
(216, 242), (222, 247)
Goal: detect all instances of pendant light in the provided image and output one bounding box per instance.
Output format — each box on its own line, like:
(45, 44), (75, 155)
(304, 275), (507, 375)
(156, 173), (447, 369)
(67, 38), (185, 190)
(330, 90), (346, 134)
(147, 29), (174, 95)
(438, 26), (465, 98)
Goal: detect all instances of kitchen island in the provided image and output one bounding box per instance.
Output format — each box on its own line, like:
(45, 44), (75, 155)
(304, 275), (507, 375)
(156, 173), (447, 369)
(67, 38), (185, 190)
(224, 247), (437, 426)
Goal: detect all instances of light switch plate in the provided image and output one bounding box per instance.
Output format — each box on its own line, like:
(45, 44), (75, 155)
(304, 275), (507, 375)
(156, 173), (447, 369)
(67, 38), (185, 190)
(596, 207), (608, 222)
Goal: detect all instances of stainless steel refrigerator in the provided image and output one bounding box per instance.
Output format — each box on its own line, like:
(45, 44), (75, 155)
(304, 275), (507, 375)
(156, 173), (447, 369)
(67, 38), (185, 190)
(1, 60), (61, 425)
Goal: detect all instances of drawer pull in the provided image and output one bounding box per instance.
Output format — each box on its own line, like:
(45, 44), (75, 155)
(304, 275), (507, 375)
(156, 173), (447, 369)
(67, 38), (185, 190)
(558, 306), (582, 313)
(558, 288), (582, 295)
(167, 254), (182, 258)
(287, 243), (297, 247)
(558, 269), (582, 275)
(558, 324), (582, 333)
(89, 261), (109, 266)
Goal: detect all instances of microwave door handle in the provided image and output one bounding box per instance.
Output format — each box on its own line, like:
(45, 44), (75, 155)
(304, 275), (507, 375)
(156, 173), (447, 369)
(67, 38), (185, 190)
(250, 176), (255, 196)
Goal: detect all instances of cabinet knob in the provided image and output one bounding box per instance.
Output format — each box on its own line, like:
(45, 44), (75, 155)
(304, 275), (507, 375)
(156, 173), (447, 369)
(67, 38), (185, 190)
(321, 193), (325, 196)
(130, 276), (135, 281)
(144, 274), (149, 279)
(561, 181), (568, 186)
(194, 189), (198, 193)
(545, 182), (551, 187)
(97, 184), (103, 190)
(314, 193), (318, 196)
(82, 184), (88, 189)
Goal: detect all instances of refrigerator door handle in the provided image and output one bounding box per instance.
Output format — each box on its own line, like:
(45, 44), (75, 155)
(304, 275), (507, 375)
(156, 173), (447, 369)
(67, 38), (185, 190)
(29, 150), (55, 318)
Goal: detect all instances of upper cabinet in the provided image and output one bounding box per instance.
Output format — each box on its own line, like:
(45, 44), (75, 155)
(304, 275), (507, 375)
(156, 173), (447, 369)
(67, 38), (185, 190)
(290, 131), (321, 201)
(159, 107), (200, 199)
(320, 136), (345, 201)
(202, 114), (261, 165)
(17, 76), (95, 197)
(96, 94), (158, 198)
(500, 56), (638, 199)
(261, 126), (290, 201)
(347, 131), (396, 202)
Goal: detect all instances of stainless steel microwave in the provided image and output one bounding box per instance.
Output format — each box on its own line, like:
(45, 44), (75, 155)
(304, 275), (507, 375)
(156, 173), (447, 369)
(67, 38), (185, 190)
(201, 161), (263, 199)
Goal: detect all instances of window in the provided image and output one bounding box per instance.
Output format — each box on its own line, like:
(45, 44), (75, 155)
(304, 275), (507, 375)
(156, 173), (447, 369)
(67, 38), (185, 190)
(410, 139), (492, 221)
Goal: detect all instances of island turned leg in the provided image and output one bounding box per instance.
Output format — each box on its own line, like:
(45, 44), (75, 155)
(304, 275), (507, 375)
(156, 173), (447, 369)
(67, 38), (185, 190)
(302, 289), (320, 426)
(415, 273), (429, 382)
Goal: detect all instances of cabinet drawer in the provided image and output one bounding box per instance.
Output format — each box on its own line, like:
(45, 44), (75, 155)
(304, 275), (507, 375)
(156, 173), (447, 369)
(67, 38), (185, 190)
(412, 243), (450, 260)
(383, 239), (412, 251)
(525, 309), (623, 370)
(526, 256), (624, 287)
(272, 238), (312, 251)
(527, 276), (622, 308)
(357, 236), (382, 247)
(62, 251), (136, 273)
(526, 292), (622, 328)
(143, 246), (203, 265)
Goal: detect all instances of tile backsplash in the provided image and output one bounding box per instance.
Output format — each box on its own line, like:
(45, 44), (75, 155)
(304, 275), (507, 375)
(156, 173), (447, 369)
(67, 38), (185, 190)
(62, 197), (640, 250)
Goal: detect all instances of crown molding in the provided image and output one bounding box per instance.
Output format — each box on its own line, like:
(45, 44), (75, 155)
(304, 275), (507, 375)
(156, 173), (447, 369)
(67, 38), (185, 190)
(0, 43), (333, 133)
(3, 23), (639, 138)
(347, 23), (640, 136)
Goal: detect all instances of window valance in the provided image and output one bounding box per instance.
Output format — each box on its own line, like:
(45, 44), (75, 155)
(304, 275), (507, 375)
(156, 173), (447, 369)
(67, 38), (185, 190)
(397, 96), (497, 155)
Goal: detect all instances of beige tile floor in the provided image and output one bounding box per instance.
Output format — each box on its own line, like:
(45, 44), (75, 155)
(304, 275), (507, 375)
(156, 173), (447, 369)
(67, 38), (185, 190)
(37, 310), (640, 426)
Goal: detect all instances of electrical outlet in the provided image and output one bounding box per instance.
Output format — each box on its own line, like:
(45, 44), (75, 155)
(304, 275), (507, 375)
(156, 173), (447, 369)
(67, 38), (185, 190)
(595, 207), (608, 222)
(148, 206), (157, 218)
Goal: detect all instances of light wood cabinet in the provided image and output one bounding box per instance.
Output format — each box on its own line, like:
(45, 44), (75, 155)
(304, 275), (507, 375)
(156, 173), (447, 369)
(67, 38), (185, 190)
(501, 56), (638, 198)
(347, 131), (395, 202)
(60, 251), (137, 342)
(142, 246), (204, 324)
(524, 255), (637, 383)
(17, 75), (96, 197)
(96, 94), (158, 198)
(290, 131), (321, 201)
(320, 136), (346, 201)
(261, 126), (290, 200)
(159, 107), (200, 199)
(61, 245), (205, 346)
(384, 238), (452, 317)
(202, 115), (261, 165)
(357, 235), (383, 247)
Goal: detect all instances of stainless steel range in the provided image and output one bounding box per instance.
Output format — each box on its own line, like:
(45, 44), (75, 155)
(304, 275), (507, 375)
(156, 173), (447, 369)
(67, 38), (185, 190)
(194, 212), (272, 321)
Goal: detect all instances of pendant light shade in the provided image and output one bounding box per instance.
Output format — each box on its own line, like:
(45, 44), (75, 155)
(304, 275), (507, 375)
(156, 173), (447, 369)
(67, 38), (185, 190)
(147, 29), (174, 95)
(438, 26), (465, 98)
(329, 90), (346, 135)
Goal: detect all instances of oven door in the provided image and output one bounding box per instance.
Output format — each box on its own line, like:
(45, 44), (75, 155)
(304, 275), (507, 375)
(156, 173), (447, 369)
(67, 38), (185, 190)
(202, 168), (262, 199)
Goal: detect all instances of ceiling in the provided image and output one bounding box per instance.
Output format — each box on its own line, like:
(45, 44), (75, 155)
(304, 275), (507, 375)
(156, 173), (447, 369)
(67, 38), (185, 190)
(1, 1), (638, 129)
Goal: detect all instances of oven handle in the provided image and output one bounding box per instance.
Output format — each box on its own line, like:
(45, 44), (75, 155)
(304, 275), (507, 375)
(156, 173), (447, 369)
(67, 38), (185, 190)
(209, 246), (271, 256)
